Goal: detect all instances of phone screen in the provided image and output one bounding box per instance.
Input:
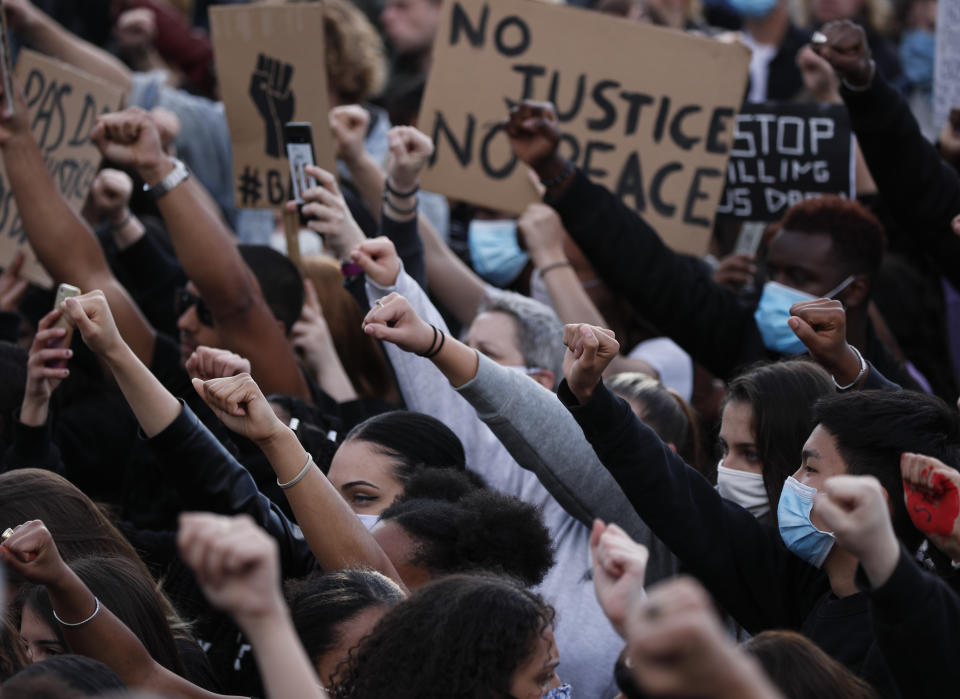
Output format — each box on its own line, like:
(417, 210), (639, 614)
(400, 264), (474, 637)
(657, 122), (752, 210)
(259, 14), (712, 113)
(286, 141), (316, 204)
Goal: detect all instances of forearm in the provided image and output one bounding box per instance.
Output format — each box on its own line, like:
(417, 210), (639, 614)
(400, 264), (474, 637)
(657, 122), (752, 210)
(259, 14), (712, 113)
(19, 395), (50, 428)
(102, 342), (181, 437)
(429, 328), (479, 387)
(148, 160), (255, 314)
(148, 159), (309, 399)
(419, 213), (486, 326)
(304, 349), (358, 403)
(381, 211), (426, 289)
(258, 428), (404, 588)
(2, 137), (156, 363)
(538, 262), (610, 328)
(18, 8), (133, 95)
(238, 610), (326, 699)
(48, 569), (227, 698)
(3, 136), (116, 288)
(344, 152), (386, 221)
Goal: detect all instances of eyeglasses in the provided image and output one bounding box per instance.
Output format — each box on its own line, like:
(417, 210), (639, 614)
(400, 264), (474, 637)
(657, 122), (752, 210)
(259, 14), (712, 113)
(175, 288), (214, 327)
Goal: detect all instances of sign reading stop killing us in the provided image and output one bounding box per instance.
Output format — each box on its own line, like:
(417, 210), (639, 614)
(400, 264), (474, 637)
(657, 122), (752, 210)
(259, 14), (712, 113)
(418, 0), (750, 255)
(716, 102), (855, 221)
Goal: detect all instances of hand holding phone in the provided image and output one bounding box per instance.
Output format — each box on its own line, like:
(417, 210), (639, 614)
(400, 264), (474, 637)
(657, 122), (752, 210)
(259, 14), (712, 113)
(48, 283), (80, 367)
(284, 122), (317, 210)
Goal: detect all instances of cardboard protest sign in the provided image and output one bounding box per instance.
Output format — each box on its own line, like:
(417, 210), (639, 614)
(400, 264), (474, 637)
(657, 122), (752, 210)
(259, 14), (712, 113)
(418, 0), (750, 255)
(0, 50), (125, 288)
(210, 3), (334, 210)
(716, 102), (854, 221)
(934, 0), (960, 131)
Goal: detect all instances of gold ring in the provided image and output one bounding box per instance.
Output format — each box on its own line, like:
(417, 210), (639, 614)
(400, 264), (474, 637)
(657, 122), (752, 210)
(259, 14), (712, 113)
(1, 528), (14, 544)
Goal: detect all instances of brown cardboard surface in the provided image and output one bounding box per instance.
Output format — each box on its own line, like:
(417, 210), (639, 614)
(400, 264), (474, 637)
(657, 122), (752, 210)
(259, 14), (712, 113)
(0, 50), (124, 288)
(210, 3), (334, 210)
(419, 0), (750, 255)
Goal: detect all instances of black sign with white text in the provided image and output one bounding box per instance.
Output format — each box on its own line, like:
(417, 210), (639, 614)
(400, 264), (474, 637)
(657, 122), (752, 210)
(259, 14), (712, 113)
(717, 102), (854, 221)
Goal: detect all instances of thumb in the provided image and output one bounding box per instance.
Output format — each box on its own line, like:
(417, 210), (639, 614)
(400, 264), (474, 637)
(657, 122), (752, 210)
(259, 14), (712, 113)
(191, 377), (208, 401)
(62, 297), (95, 334)
(788, 315), (817, 346)
(351, 247), (378, 275)
(590, 519), (606, 552)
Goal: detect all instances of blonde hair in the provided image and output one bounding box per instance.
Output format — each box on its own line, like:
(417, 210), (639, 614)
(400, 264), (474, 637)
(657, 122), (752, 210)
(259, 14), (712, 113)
(323, 0), (388, 102)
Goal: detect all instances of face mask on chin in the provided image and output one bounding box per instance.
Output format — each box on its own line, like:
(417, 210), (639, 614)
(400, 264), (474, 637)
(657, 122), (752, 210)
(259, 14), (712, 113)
(716, 463), (770, 519)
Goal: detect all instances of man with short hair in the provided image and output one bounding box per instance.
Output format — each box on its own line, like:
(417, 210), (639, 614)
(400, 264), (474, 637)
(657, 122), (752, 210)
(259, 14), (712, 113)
(504, 102), (921, 392)
(560, 322), (960, 697)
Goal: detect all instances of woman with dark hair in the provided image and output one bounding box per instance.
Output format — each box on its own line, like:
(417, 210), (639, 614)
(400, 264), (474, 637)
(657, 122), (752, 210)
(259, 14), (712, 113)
(374, 487), (556, 589)
(606, 372), (703, 474)
(717, 360), (834, 523)
(285, 570), (404, 688)
(0, 469), (150, 581)
(743, 630), (878, 699)
(17, 555), (187, 676)
(336, 574), (567, 699)
(327, 410), (467, 516)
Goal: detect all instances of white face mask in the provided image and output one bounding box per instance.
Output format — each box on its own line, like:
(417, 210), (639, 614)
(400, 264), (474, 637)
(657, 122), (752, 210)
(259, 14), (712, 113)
(356, 513), (380, 531)
(716, 462), (770, 519)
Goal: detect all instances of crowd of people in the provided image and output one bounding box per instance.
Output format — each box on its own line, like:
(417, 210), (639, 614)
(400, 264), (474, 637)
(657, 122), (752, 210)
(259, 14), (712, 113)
(0, 0), (958, 697)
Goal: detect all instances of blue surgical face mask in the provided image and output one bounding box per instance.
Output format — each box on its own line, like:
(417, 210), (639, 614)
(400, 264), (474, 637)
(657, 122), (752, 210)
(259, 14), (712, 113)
(728, 0), (779, 20)
(468, 219), (529, 287)
(900, 30), (935, 92)
(777, 476), (835, 568)
(754, 276), (854, 355)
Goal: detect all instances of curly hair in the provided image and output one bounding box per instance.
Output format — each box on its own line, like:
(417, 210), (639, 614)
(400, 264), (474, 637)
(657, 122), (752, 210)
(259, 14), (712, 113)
(323, 0), (387, 103)
(380, 489), (555, 587)
(334, 574), (555, 699)
(778, 196), (885, 279)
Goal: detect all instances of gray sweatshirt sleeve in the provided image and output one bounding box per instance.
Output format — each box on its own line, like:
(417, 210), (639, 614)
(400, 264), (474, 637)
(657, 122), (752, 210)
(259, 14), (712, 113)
(456, 352), (678, 584)
(365, 271), (550, 505)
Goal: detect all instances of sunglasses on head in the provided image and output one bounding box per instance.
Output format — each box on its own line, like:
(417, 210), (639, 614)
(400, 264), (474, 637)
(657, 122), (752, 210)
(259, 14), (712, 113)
(175, 288), (214, 327)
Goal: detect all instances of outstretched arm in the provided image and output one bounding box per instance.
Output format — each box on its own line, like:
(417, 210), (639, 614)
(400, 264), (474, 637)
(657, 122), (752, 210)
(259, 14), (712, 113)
(192, 372), (405, 588)
(0, 84), (156, 364)
(5, 0), (133, 95)
(178, 513), (328, 699)
(92, 108), (309, 399)
(0, 520), (234, 699)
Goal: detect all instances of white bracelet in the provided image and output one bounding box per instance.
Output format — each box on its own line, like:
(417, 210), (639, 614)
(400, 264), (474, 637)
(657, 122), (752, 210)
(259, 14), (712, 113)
(53, 596), (101, 628)
(833, 345), (867, 391)
(277, 453), (315, 490)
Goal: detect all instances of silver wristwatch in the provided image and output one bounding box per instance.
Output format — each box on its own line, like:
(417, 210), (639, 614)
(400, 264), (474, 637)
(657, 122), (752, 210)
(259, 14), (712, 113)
(143, 157), (190, 200)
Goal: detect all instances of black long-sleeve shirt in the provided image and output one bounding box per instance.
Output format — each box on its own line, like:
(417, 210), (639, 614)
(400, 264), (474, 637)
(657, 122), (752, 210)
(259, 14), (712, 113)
(547, 169), (919, 390)
(559, 378), (906, 696)
(841, 75), (960, 292)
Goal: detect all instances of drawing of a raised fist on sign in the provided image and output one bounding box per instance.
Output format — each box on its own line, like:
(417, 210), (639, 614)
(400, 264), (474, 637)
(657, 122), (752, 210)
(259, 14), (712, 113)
(249, 53), (295, 158)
